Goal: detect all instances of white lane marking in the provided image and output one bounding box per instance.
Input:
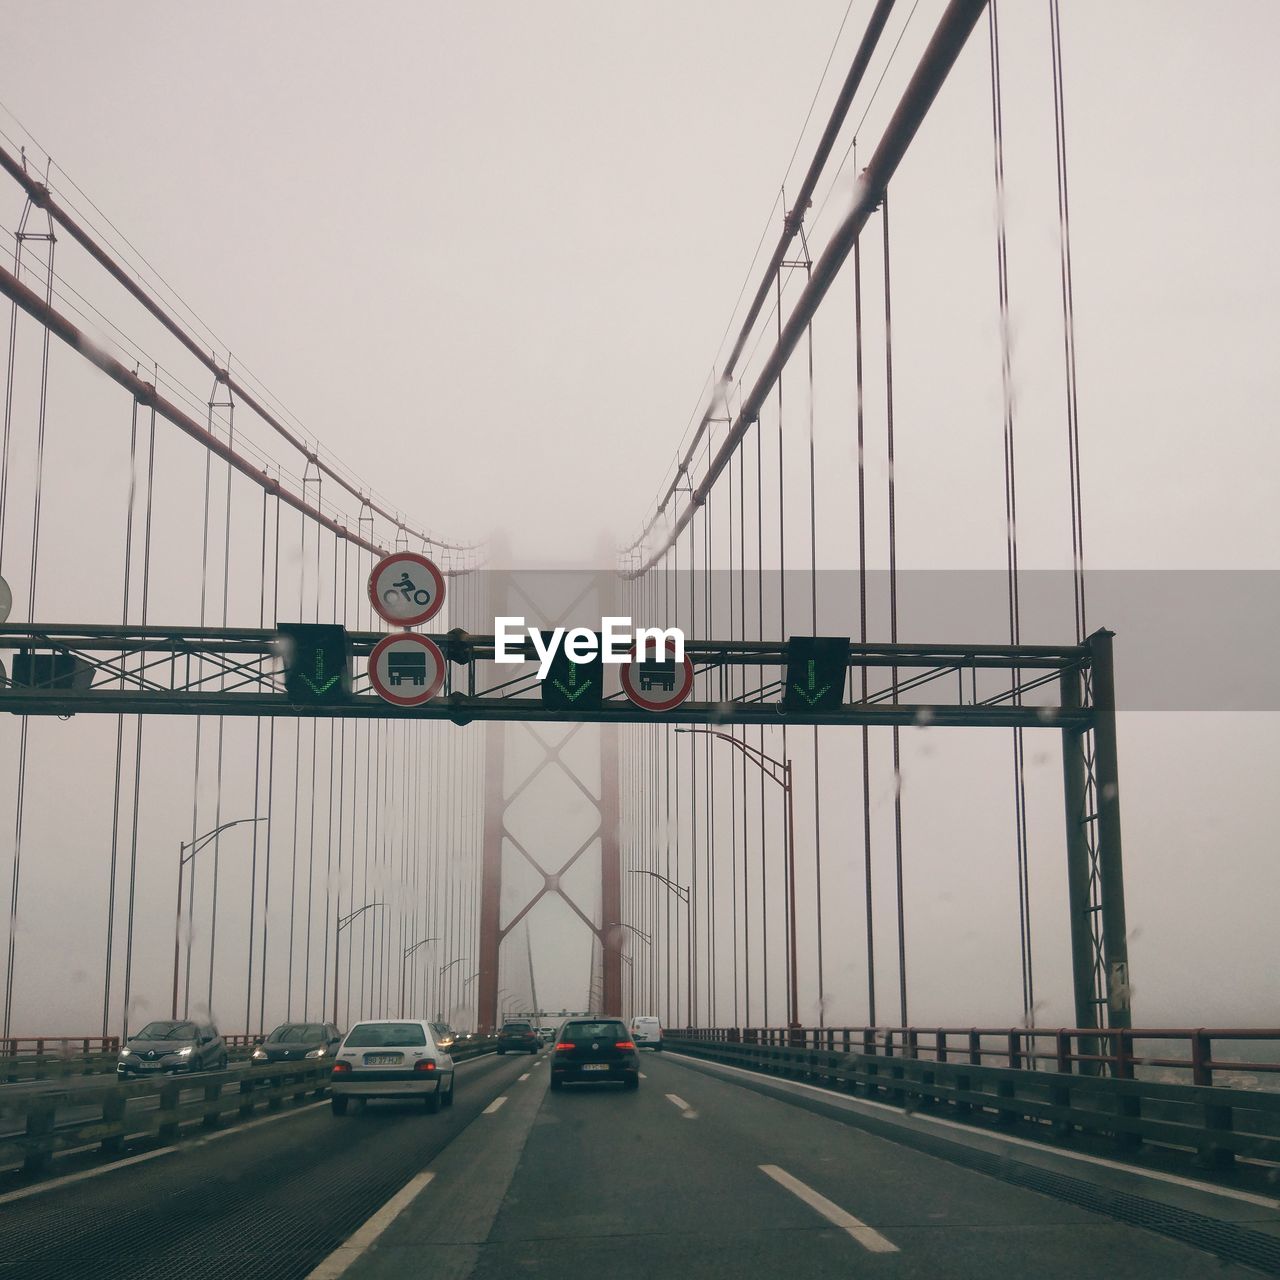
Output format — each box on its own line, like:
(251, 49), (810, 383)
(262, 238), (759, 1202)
(518, 1073), (530, 1082)
(760, 1164), (898, 1254)
(305, 1170), (435, 1279)
(0, 1098), (328, 1205)
(665, 1092), (697, 1117)
(483, 1095), (507, 1114)
(691, 1055), (1280, 1213)
(639, 1072), (647, 1079)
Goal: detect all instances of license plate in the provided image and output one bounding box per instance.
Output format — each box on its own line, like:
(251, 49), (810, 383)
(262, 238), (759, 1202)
(365, 1054), (400, 1065)
(582, 1063), (609, 1072)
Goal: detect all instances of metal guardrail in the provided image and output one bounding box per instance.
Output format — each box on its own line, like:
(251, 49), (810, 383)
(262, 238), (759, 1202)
(1, 1035), (498, 1175)
(2, 1032), (496, 1083)
(690, 1026), (1280, 1088)
(671, 1028), (1280, 1171)
(3, 1036), (120, 1056)
(0, 1061), (332, 1175)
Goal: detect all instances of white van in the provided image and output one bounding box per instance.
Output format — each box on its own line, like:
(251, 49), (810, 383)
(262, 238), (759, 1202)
(631, 1015), (663, 1051)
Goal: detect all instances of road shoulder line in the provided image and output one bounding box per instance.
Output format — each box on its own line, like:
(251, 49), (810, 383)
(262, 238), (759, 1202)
(342, 1055), (549, 1278)
(760, 1163), (898, 1253)
(305, 1171), (435, 1279)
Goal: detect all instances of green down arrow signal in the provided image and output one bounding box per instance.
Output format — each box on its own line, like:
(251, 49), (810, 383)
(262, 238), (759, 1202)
(299, 646), (342, 695)
(552, 661), (594, 703)
(782, 637), (847, 713)
(792, 658), (831, 706)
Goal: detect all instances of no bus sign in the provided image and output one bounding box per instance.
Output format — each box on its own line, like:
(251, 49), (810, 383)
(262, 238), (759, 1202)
(619, 639), (695, 712)
(367, 632), (446, 707)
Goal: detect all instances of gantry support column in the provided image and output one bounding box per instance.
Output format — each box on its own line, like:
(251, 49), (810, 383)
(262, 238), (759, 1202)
(600, 722), (622, 1017)
(1060, 629), (1131, 1041)
(1090, 629), (1131, 1030)
(477, 717), (505, 1033)
(1060, 665), (1100, 1034)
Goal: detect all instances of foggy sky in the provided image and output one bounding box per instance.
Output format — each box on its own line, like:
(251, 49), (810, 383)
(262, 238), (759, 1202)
(0, 2), (1276, 1035)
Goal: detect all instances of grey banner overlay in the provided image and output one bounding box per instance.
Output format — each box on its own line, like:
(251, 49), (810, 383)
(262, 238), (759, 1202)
(464, 570), (1278, 712)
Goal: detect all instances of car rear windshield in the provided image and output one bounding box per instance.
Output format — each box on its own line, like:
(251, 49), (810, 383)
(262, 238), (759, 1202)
(267, 1023), (325, 1043)
(503, 1022), (531, 1031)
(563, 1021), (627, 1042)
(344, 1023), (427, 1047)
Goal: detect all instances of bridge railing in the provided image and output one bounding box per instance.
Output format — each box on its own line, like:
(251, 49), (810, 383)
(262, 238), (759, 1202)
(1, 1036), (122, 1084)
(0, 1061), (331, 1175)
(683, 1025), (1280, 1089)
(669, 1026), (1280, 1171)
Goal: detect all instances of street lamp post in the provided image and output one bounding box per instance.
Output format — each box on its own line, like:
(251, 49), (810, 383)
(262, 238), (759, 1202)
(436, 956), (465, 1020)
(619, 952), (635, 1020)
(171, 817), (266, 1019)
(604, 921), (652, 947)
(461, 970), (480, 1032)
(628, 870), (692, 1027)
(399, 937), (439, 1013)
(333, 903), (387, 1024)
(605, 923), (649, 1020)
(677, 727), (798, 1030)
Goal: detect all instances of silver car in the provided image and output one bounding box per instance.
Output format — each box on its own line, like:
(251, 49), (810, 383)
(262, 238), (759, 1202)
(329, 1019), (455, 1115)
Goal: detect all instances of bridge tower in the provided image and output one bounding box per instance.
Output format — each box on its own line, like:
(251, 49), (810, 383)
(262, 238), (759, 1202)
(476, 566), (622, 1031)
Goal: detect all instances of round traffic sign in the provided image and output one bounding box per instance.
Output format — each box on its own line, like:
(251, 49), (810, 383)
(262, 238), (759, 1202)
(0, 575), (10, 625)
(368, 552), (445, 628)
(620, 640), (695, 712)
(367, 633), (446, 707)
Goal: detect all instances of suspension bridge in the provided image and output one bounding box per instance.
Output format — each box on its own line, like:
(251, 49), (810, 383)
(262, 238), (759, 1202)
(0, 3), (1276, 1277)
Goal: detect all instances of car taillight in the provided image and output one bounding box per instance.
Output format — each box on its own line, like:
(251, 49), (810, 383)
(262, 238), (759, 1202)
(414, 1059), (437, 1072)
(615, 1041), (636, 1050)
(555, 1042), (574, 1051)
(332, 1061), (351, 1073)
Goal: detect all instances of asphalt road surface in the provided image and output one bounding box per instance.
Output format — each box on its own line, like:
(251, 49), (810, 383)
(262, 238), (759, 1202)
(0, 1050), (527, 1280)
(4, 1047), (1277, 1280)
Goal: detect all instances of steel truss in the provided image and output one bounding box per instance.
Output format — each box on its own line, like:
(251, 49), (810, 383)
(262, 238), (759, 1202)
(0, 620), (1128, 1032)
(0, 623), (1091, 728)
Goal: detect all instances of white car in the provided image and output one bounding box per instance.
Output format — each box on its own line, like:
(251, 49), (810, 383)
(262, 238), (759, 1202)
(329, 1019), (456, 1115)
(631, 1015), (663, 1051)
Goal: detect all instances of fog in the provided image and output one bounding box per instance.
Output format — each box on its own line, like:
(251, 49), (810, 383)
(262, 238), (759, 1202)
(0, 1), (1276, 1037)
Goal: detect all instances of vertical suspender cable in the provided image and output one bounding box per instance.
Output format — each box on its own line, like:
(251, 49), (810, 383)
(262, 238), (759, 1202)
(755, 415), (768, 1027)
(120, 392), (156, 1039)
(1050, 0), (1087, 640)
(775, 267), (795, 1025)
(3, 219), (53, 1039)
(258, 487), (281, 1034)
(206, 374), (235, 1016)
(728, 440), (740, 1027)
(244, 485), (269, 1036)
(988, 0), (1035, 1022)
(103, 394), (140, 1034)
(184, 431), (214, 1018)
(854, 227), (876, 1027)
(882, 191), (909, 1028)
(804, 255), (826, 1026)
(704, 486), (715, 1025)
